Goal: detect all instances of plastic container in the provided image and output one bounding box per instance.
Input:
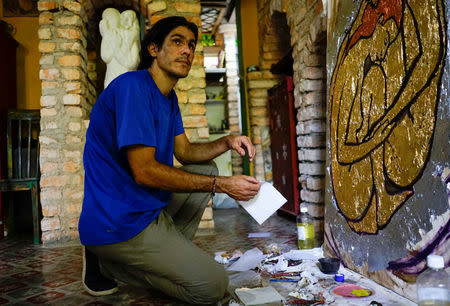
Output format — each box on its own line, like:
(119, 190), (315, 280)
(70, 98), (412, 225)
(416, 255), (450, 306)
(297, 206), (315, 249)
(334, 273), (344, 282)
(319, 257), (340, 274)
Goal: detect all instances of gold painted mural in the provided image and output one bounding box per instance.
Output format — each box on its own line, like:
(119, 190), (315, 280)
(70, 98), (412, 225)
(329, 0), (447, 233)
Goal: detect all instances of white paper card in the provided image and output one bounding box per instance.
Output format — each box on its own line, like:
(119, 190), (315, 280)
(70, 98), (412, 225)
(248, 232), (271, 238)
(238, 182), (287, 225)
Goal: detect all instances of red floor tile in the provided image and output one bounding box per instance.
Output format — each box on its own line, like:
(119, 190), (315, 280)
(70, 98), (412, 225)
(0, 282), (27, 293)
(44, 277), (78, 288)
(26, 291), (65, 304)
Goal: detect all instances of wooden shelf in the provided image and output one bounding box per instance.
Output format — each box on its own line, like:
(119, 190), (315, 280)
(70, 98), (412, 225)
(206, 99), (225, 103)
(209, 130), (230, 135)
(203, 46), (223, 55)
(205, 67), (226, 74)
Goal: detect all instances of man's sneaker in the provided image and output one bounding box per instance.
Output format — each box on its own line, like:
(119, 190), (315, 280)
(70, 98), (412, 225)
(82, 246), (118, 296)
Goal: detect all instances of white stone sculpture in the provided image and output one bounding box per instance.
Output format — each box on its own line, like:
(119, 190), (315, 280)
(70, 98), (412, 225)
(99, 8), (140, 88)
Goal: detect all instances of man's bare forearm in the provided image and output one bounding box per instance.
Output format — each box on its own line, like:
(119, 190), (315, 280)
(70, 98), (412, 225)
(133, 159), (260, 201)
(176, 135), (230, 164)
(133, 158), (216, 192)
(128, 145), (260, 201)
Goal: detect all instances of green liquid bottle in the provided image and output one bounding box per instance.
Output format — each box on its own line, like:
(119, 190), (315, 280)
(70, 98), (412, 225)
(297, 206), (315, 249)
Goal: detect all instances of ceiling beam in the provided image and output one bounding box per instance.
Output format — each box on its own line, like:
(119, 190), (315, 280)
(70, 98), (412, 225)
(211, 8), (226, 34)
(201, 0), (227, 6)
(201, 0), (227, 3)
(201, 4), (227, 8)
(224, 0), (235, 21)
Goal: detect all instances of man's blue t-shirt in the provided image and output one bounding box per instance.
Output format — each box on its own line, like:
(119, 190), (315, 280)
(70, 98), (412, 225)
(79, 69), (184, 245)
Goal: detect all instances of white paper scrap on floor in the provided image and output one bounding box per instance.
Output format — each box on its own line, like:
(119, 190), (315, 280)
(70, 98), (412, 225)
(226, 247), (417, 305)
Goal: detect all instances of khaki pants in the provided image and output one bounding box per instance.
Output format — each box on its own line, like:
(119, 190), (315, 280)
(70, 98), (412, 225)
(87, 162), (228, 304)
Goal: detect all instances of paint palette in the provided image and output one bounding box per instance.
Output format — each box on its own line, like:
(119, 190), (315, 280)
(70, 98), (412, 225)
(332, 284), (374, 298)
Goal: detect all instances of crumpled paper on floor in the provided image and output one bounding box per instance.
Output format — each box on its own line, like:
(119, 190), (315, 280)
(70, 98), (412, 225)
(214, 250), (244, 265)
(283, 248), (322, 261)
(227, 248), (265, 271)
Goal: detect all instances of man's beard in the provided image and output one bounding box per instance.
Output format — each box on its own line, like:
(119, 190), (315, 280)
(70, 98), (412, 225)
(168, 65), (190, 79)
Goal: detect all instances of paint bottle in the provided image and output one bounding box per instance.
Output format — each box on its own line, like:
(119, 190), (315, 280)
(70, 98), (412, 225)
(297, 206), (315, 249)
(416, 255), (450, 306)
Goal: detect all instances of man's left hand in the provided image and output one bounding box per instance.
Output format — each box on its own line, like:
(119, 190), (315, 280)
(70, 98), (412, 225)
(226, 135), (256, 162)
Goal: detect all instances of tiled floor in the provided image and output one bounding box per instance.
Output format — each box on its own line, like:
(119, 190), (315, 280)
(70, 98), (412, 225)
(0, 208), (297, 305)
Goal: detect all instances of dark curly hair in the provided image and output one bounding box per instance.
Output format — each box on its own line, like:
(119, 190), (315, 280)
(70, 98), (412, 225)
(137, 16), (198, 70)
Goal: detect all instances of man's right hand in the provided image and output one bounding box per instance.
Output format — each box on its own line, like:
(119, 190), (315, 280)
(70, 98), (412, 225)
(217, 175), (261, 202)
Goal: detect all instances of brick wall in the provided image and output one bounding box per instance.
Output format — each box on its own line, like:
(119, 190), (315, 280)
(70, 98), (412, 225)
(246, 71), (278, 181)
(38, 0), (210, 244)
(247, 2), (287, 182)
(253, 0), (326, 241)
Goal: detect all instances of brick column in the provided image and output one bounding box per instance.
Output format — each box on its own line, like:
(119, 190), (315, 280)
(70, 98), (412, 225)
(38, 0), (94, 243)
(246, 72), (277, 181)
(286, 0), (327, 243)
